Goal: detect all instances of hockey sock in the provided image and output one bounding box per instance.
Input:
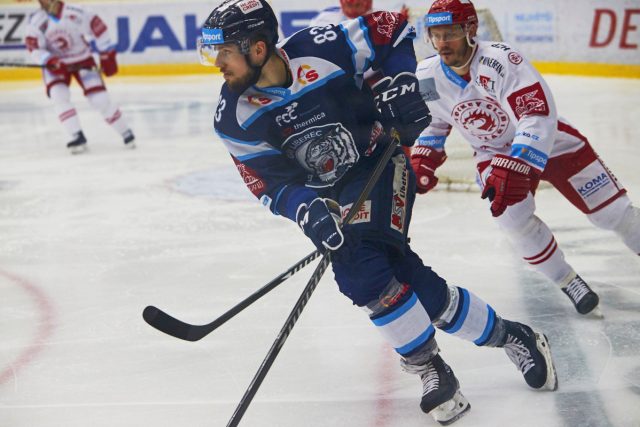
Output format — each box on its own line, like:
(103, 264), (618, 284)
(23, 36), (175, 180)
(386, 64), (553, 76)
(433, 286), (498, 346)
(366, 278), (435, 356)
(50, 84), (82, 137)
(86, 91), (130, 136)
(500, 214), (574, 283)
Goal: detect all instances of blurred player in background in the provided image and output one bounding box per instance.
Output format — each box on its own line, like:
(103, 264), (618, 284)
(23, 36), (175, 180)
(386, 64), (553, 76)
(25, 0), (135, 154)
(310, 0), (409, 28)
(410, 0), (640, 315)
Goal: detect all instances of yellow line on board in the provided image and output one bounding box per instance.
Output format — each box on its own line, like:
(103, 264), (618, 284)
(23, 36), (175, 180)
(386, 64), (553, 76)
(1, 61), (639, 81)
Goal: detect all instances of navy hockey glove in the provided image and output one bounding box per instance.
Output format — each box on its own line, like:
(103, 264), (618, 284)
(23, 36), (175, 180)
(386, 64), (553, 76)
(296, 198), (358, 262)
(481, 155), (538, 217)
(372, 72), (431, 147)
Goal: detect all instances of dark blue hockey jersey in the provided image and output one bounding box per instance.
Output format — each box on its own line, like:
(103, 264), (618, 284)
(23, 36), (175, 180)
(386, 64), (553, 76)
(213, 11), (416, 223)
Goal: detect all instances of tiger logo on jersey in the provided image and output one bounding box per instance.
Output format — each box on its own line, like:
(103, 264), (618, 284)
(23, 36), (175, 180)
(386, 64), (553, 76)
(283, 123), (359, 188)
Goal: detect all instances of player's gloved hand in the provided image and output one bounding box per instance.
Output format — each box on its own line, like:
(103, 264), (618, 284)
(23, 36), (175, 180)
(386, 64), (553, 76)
(296, 198), (358, 262)
(99, 50), (118, 77)
(372, 72), (431, 147)
(481, 154), (537, 217)
(410, 146), (447, 194)
(45, 56), (67, 75)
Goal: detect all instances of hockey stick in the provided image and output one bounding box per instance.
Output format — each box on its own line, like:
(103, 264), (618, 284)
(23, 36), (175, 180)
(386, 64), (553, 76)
(142, 250), (321, 341)
(227, 131), (401, 427)
(142, 132), (401, 341)
(0, 62), (47, 68)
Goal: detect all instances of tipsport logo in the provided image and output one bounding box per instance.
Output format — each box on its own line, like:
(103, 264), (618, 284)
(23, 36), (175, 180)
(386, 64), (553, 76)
(426, 12), (453, 27)
(296, 65), (319, 85)
(202, 28), (224, 44)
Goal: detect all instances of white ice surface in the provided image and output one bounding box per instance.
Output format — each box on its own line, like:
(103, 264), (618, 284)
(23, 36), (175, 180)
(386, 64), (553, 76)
(0, 74), (639, 427)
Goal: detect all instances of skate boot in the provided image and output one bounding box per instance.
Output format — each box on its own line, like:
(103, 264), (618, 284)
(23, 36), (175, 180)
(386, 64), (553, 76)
(402, 354), (470, 425)
(560, 274), (600, 315)
(501, 320), (558, 391)
(66, 131), (87, 154)
(123, 129), (136, 149)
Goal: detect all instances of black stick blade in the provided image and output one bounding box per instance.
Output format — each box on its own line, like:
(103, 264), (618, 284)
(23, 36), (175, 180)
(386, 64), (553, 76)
(142, 305), (207, 342)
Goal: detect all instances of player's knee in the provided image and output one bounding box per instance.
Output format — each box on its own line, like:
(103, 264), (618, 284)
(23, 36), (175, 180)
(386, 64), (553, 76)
(393, 248), (449, 318)
(587, 195), (632, 230)
(366, 278), (435, 356)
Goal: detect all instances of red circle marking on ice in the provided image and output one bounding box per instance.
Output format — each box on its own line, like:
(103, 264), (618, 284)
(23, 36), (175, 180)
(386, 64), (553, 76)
(0, 269), (55, 385)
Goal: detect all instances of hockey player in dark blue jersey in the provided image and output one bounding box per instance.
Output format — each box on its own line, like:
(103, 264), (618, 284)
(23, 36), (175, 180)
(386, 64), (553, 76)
(199, 0), (558, 424)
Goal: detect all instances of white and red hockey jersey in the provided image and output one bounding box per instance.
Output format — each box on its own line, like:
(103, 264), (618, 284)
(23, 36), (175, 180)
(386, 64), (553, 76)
(415, 41), (585, 174)
(25, 2), (114, 66)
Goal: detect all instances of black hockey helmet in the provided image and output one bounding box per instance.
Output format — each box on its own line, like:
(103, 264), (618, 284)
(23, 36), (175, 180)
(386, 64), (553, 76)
(198, 0), (279, 65)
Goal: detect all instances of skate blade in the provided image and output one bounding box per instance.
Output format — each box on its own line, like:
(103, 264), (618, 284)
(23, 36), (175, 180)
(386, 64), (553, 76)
(124, 141), (136, 150)
(582, 306), (604, 319)
(68, 144), (88, 155)
(430, 391), (471, 426)
(536, 333), (558, 391)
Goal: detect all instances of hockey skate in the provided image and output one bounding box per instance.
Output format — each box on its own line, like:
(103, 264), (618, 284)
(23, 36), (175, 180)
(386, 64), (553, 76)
(123, 129), (136, 149)
(66, 131), (87, 154)
(561, 274), (600, 316)
(502, 321), (558, 391)
(402, 354), (470, 425)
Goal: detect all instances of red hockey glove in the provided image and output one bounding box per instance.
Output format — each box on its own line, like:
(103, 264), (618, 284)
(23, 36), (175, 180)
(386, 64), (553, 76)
(45, 56), (67, 75)
(410, 146), (447, 194)
(481, 155), (538, 217)
(99, 50), (118, 77)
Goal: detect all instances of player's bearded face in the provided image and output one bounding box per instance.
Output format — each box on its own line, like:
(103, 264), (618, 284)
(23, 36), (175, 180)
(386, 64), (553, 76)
(429, 25), (472, 68)
(215, 44), (258, 93)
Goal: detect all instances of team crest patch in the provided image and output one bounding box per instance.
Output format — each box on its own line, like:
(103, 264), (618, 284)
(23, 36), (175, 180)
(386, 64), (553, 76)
(283, 123), (359, 188)
(507, 82), (549, 120)
(452, 98), (510, 141)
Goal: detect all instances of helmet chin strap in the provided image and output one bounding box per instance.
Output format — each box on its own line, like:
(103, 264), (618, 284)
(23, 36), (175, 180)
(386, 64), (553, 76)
(450, 36), (477, 72)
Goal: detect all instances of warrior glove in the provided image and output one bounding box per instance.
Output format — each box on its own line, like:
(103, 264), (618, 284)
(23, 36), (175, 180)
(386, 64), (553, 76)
(372, 72), (431, 147)
(296, 198), (358, 262)
(45, 56), (67, 75)
(99, 50), (118, 77)
(481, 155), (538, 217)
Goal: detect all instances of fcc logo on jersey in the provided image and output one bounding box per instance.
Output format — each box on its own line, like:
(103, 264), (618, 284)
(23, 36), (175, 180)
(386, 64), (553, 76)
(283, 123), (359, 188)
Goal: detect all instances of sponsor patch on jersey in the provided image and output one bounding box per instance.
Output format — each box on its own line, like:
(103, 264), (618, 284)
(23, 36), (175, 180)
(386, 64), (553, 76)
(283, 123), (359, 188)
(90, 16), (107, 38)
(341, 200), (372, 224)
(508, 51), (523, 65)
(478, 56), (505, 77)
(452, 99), (510, 141)
(476, 75), (496, 94)
(507, 82), (549, 120)
(233, 157), (265, 196)
(296, 64), (319, 85)
(390, 155), (408, 233)
(419, 77), (440, 101)
(237, 0), (263, 14)
(569, 159), (622, 210)
(491, 43), (511, 51)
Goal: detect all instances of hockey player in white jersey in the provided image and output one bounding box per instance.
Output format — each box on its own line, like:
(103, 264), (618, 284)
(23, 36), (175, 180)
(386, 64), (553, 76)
(411, 0), (640, 316)
(25, 0), (135, 154)
(200, 0), (557, 424)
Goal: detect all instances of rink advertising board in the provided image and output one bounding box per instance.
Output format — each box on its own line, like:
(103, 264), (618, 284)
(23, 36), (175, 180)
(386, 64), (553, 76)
(0, 0), (638, 80)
